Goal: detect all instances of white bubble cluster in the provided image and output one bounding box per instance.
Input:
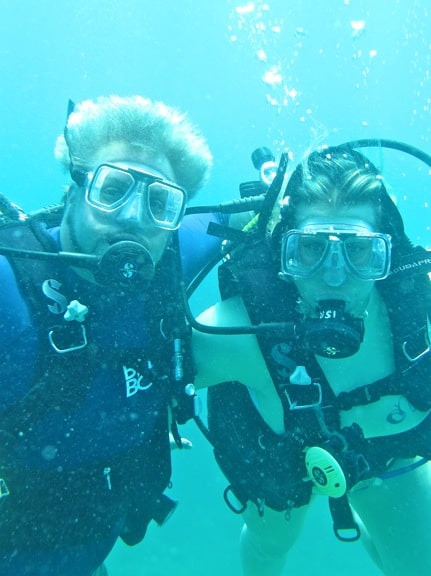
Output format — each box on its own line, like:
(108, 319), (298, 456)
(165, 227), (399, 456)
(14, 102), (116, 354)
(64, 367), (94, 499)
(229, 0), (300, 113)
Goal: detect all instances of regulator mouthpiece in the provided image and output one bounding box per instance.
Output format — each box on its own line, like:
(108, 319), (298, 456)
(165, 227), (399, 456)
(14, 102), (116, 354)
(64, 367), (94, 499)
(95, 241), (155, 290)
(303, 299), (364, 358)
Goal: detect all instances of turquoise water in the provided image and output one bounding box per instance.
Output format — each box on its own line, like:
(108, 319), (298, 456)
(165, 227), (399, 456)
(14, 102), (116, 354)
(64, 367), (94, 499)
(1, 0), (430, 574)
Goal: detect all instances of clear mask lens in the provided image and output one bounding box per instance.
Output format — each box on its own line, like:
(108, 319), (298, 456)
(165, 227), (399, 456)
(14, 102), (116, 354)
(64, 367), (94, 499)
(147, 182), (186, 228)
(89, 166), (135, 209)
(343, 235), (387, 277)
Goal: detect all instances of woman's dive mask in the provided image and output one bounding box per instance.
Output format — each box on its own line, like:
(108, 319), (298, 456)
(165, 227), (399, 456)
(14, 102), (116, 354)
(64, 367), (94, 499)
(280, 222), (392, 282)
(280, 222), (391, 358)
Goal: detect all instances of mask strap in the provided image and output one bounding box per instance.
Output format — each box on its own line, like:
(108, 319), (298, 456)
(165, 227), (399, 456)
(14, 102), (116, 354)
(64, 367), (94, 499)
(63, 99), (87, 186)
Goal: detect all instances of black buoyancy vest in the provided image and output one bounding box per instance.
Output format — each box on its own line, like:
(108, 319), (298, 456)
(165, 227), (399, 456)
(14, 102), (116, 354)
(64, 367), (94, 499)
(207, 237), (431, 514)
(219, 238), (431, 417)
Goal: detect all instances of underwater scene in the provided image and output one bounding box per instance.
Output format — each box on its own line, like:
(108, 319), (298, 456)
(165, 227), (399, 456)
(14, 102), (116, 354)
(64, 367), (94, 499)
(1, 0), (431, 574)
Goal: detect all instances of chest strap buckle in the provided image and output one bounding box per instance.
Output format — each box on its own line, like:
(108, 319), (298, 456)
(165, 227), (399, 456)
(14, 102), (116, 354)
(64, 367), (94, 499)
(284, 365), (322, 410)
(48, 324), (88, 353)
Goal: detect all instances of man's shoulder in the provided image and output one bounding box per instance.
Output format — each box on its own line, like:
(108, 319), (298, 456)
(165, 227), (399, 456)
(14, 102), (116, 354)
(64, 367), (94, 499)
(0, 255), (33, 343)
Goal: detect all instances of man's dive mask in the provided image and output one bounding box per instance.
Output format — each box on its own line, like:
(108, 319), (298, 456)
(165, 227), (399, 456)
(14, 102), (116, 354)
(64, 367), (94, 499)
(280, 223), (392, 281)
(84, 162), (187, 230)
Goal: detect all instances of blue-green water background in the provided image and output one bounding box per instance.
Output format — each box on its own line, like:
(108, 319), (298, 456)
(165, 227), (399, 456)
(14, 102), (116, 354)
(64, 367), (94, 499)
(1, 1), (430, 574)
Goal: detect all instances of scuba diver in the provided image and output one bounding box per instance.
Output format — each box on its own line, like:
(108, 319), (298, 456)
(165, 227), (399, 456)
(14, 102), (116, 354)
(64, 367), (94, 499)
(0, 95), (221, 576)
(190, 141), (431, 575)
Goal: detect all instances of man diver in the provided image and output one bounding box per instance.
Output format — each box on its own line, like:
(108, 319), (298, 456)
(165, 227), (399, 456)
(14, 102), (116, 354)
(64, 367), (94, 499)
(0, 94), (216, 576)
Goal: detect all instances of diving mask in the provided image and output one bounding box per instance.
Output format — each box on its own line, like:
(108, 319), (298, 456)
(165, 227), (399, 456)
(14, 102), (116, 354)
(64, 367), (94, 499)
(280, 223), (391, 281)
(84, 162), (187, 230)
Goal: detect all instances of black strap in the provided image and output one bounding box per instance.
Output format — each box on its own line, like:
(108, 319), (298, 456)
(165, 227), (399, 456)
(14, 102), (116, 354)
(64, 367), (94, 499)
(328, 496), (361, 542)
(336, 347), (431, 413)
(0, 221), (95, 437)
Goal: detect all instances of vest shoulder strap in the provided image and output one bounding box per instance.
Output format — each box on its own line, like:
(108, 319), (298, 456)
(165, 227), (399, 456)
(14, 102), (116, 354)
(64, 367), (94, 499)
(0, 218), (95, 437)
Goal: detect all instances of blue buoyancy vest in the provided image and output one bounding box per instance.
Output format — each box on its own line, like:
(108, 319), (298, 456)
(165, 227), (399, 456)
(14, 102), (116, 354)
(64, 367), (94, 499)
(0, 211), (211, 575)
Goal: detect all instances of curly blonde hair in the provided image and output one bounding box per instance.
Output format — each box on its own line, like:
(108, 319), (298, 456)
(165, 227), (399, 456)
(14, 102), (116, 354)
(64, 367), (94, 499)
(54, 95), (212, 197)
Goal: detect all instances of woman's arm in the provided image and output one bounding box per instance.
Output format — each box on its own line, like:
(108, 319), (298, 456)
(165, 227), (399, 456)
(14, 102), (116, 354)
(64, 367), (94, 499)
(192, 296), (285, 434)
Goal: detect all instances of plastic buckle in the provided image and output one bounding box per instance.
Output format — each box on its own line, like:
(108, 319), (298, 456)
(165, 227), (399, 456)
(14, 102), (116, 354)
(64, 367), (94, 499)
(0, 478), (10, 499)
(284, 381), (322, 410)
(402, 339), (431, 362)
(48, 324), (88, 353)
(402, 319), (431, 362)
(223, 485), (247, 515)
(284, 365), (323, 410)
(333, 523), (361, 542)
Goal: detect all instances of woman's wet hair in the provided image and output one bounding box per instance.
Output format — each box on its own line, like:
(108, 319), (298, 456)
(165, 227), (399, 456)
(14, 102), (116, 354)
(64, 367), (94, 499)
(277, 147), (409, 253)
(282, 148), (386, 228)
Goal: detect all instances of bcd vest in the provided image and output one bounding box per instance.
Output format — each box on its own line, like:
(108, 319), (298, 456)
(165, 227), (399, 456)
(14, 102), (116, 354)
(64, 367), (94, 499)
(207, 234), (431, 526)
(0, 214), (195, 550)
